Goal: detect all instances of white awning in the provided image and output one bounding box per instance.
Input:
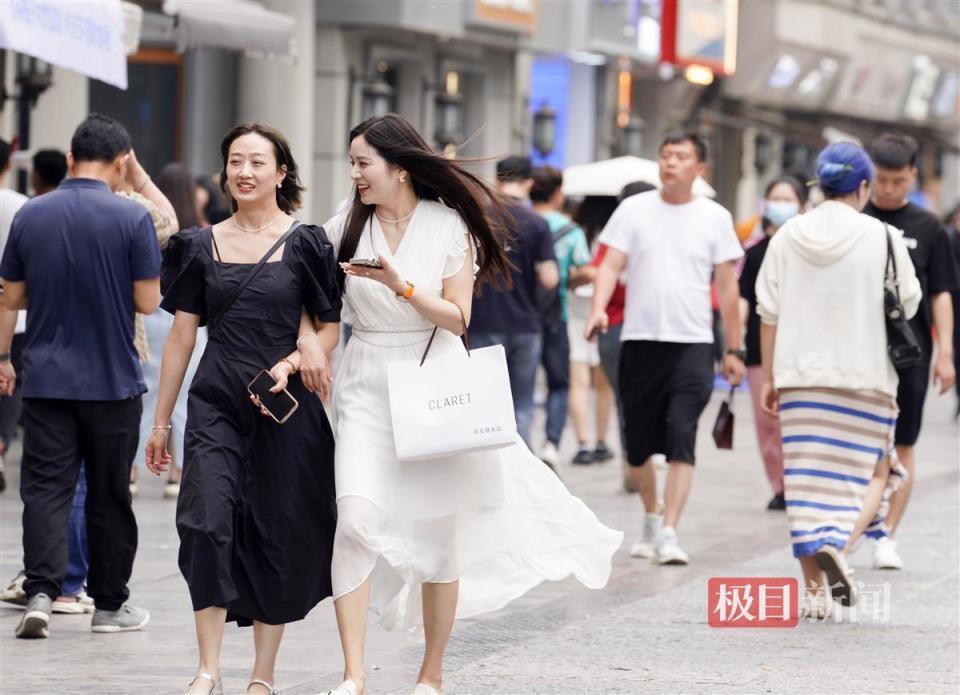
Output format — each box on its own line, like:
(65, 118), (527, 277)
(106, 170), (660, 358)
(161, 0), (295, 57)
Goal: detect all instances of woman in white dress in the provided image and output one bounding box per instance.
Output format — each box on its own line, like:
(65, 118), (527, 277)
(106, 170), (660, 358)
(304, 114), (622, 695)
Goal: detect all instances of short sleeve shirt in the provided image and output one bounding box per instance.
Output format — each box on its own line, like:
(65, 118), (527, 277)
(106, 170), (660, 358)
(863, 201), (960, 358)
(0, 188), (29, 333)
(542, 210), (591, 322)
(0, 178), (161, 400)
(599, 190), (743, 343)
(471, 203), (556, 334)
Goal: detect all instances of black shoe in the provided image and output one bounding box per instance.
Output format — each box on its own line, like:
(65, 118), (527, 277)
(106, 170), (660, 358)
(0, 454), (6, 493)
(767, 493), (786, 510)
(592, 442), (615, 463)
(572, 448), (594, 465)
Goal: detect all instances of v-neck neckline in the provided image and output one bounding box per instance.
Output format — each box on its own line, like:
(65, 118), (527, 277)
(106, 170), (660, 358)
(372, 202), (420, 258)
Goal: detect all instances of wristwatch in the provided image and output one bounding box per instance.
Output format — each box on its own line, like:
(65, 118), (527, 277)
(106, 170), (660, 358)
(725, 348), (747, 362)
(0, 353), (10, 362)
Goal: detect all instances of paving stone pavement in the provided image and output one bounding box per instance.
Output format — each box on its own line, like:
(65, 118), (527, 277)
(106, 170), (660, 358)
(0, 388), (956, 694)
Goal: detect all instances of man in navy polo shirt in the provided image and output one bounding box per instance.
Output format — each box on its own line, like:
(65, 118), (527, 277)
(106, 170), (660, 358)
(0, 114), (161, 639)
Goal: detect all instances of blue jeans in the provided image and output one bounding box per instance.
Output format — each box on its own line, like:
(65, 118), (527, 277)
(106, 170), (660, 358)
(62, 465), (88, 597)
(471, 332), (542, 447)
(540, 322), (570, 446)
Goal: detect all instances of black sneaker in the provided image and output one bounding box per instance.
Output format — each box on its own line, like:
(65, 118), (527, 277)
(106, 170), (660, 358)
(593, 442), (615, 463)
(572, 448), (594, 465)
(767, 493), (786, 511)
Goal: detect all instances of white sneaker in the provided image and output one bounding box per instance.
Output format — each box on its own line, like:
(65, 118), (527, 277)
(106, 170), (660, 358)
(629, 513), (663, 559)
(539, 442), (558, 467)
(873, 536), (903, 570)
(654, 526), (689, 565)
(52, 591), (95, 614)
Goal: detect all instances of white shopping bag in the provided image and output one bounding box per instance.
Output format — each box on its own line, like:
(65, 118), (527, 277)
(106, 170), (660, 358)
(386, 343), (517, 461)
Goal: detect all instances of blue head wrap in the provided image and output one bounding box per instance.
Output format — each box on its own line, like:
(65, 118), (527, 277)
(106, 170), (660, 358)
(815, 142), (874, 197)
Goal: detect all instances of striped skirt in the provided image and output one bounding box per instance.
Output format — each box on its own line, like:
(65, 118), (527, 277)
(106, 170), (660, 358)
(779, 388), (907, 558)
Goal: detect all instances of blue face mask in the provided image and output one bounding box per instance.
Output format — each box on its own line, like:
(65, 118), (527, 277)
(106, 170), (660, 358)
(765, 200), (799, 227)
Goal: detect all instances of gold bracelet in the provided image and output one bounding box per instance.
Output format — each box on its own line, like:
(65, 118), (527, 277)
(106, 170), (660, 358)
(281, 357), (297, 374)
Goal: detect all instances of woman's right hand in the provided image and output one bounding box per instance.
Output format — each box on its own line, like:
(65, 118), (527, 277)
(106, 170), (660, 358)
(760, 379), (780, 418)
(145, 428), (172, 475)
(584, 309), (608, 340)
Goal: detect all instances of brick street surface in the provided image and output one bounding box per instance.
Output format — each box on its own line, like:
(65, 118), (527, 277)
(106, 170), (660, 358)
(0, 388), (957, 694)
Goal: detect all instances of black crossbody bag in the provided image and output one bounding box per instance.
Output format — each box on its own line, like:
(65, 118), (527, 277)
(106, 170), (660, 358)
(206, 221), (302, 333)
(883, 224), (924, 370)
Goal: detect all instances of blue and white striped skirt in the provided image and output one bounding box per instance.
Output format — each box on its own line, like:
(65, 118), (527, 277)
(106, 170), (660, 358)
(779, 387), (906, 558)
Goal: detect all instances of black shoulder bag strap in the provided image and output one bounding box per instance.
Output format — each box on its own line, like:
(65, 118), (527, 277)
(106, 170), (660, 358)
(206, 221), (302, 333)
(884, 223), (900, 300)
(552, 221), (579, 245)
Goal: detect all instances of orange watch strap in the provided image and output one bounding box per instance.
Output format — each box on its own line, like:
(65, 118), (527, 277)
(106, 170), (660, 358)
(402, 282), (415, 300)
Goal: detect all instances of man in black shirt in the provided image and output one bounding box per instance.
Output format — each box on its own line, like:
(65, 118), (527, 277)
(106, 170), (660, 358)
(471, 157), (559, 448)
(863, 133), (958, 570)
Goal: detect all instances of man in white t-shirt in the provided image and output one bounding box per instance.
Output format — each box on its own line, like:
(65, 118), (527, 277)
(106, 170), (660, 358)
(0, 138), (28, 492)
(586, 132), (745, 565)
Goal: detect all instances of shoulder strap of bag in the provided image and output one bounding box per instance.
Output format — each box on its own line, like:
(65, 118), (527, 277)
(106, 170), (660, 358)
(884, 223), (901, 302)
(207, 221), (302, 332)
(552, 221), (579, 245)
(419, 308), (470, 367)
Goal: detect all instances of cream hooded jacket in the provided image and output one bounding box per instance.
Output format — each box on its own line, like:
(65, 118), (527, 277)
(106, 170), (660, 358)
(755, 200), (921, 396)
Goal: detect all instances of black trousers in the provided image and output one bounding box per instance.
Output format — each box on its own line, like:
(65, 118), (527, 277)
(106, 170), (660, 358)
(20, 397), (141, 610)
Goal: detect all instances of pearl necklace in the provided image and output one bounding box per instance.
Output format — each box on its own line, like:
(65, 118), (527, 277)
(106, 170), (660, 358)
(375, 201), (419, 224)
(232, 212), (285, 234)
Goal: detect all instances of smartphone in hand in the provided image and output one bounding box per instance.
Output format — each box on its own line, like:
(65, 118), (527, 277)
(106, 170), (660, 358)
(247, 370), (299, 424)
(347, 257), (384, 269)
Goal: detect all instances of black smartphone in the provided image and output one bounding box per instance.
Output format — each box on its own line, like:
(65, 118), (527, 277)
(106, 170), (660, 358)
(347, 257), (383, 269)
(247, 370), (299, 424)
(588, 325), (602, 341)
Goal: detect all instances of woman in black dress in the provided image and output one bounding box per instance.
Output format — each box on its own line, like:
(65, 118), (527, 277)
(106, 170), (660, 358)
(145, 124), (340, 695)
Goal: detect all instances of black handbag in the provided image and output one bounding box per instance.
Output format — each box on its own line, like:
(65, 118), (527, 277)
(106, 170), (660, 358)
(883, 225), (924, 370)
(712, 387), (735, 450)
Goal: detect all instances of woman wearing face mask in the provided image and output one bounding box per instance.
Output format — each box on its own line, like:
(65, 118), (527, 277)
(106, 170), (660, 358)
(738, 175), (807, 510)
(144, 123), (341, 695)
(323, 114), (622, 695)
(755, 143), (921, 619)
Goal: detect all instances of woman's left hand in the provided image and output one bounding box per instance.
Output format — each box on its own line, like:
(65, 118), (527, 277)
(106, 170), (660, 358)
(340, 256), (406, 295)
(299, 334), (334, 401)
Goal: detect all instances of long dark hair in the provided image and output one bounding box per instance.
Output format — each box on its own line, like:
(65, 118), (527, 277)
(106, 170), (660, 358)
(156, 162), (200, 230)
(219, 123), (305, 214)
(338, 114), (512, 289)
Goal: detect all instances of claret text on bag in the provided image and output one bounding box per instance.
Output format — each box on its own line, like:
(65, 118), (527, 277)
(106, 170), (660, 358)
(428, 393), (473, 411)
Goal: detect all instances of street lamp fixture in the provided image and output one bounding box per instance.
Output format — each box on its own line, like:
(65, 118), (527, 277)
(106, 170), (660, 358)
(532, 102), (556, 158)
(15, 54), (54, 104)
(434, 71), (463, 149)
(620, 115), (645, 156)
(361, 77), (396, 119)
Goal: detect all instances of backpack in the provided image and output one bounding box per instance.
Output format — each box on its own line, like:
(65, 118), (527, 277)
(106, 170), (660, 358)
(536, 222), (580, 328)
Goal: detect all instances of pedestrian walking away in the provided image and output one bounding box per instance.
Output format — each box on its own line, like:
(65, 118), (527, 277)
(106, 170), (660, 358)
(586, 132), (746, 566)
(756, 142), (922, 618)
(470, 156), (558, 448)
(862, 133), (958, 571)
(0, 114), (161, 640)
(326, 113), (622, 695)
(144, 123), (341, 695)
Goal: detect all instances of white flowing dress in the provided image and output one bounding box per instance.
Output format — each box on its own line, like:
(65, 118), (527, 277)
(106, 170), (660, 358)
(325, 200), (622, 630)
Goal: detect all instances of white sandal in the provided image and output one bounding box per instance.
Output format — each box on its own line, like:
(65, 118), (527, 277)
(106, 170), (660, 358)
(247, 679), (278, 694)
(412, 684), (442, 695)
(327, 679), (361, 695)
(185, 672), (222, 695)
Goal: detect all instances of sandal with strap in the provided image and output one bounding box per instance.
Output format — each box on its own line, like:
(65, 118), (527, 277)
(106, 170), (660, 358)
(185, 672), (223, 695)
(247, 679), (279, 694)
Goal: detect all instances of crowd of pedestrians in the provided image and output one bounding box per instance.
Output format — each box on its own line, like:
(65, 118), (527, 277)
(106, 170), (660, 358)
(0, 107), (957, 693)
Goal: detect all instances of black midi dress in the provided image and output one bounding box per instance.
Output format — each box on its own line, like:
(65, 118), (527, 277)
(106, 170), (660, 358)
(160, 223), (340, 626)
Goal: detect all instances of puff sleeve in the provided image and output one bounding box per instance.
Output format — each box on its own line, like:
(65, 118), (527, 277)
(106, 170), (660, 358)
(292, 225), (343, 323)
(160, 227), (208, 324)
(442, 215), (480, 279)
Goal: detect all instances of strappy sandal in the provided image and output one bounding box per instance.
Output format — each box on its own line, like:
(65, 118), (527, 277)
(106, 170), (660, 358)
(185, 672), (222, 695)
(247, 679), (279, 694)
(412, 683), (442, 695)
(327, 679), (362, 695)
